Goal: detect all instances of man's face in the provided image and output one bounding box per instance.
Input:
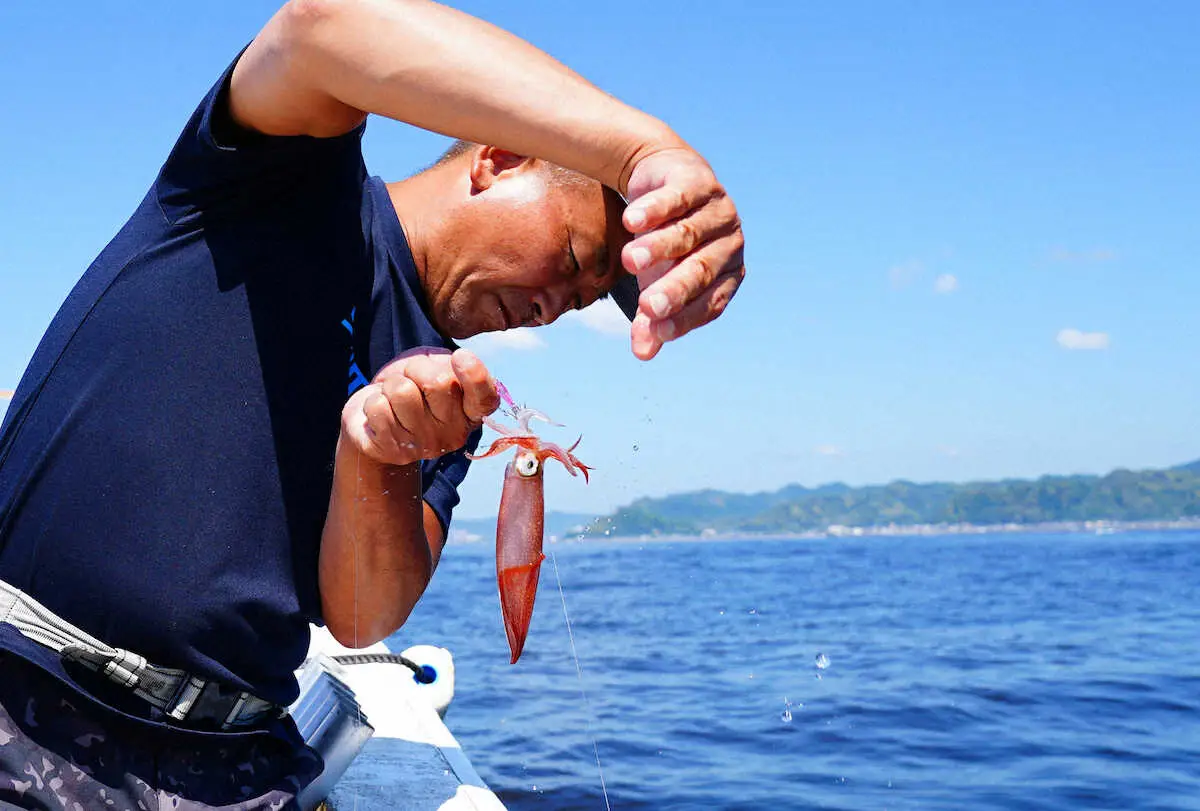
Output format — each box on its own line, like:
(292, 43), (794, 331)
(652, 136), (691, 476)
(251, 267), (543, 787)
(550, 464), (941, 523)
(429, 165), (629, 340)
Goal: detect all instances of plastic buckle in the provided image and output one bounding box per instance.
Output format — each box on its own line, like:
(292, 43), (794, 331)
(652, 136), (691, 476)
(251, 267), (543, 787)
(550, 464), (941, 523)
(222, 692), (252, 730)
(164, 675), (208, 721)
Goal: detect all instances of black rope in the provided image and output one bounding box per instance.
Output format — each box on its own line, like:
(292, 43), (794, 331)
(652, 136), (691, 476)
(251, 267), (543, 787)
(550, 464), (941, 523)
(332, 652), (433, 682)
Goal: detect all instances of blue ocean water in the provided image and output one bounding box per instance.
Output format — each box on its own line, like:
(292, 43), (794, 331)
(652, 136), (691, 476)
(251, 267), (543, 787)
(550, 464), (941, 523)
(390, 531), (1200, 810)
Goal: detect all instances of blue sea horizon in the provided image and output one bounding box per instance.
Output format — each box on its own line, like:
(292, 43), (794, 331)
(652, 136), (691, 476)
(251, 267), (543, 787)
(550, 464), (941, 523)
(391, 530), (1200, 810)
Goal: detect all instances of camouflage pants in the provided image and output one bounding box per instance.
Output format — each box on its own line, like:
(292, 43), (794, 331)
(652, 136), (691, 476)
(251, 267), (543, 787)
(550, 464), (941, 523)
(0, 655), (322, 810)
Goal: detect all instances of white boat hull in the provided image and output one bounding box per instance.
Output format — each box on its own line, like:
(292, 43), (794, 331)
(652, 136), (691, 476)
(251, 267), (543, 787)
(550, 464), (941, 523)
(297, 626), (506, 811)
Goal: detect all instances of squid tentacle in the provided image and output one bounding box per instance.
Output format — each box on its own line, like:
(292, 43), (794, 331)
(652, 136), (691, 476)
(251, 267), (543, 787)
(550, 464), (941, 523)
(467, 434), (541, 460)
(536, 439), (593, 482)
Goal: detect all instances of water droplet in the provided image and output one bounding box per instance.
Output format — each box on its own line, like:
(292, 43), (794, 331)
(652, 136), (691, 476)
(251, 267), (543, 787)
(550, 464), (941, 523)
(748, 608), (757, 615)
(815, 652), (830, 670)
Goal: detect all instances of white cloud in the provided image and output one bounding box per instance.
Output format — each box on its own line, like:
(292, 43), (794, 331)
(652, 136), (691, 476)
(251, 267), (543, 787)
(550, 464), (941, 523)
(462, 328), (547, 355)
(1056, 328), (1110, 351)
(888, 260), (924, 290)
(933, 274), (959, 294)
(1049, 247), (1118, 263)
(814, 444), (845, 457)
(560, 298), (630, 337)
(936, 445), (961, 458)
(0, 390), (13, 400)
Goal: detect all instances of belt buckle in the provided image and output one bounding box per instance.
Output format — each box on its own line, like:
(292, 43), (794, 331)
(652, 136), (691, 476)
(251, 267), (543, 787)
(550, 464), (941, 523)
(164, 674), (209, 722)
(170, 679), (280, 730)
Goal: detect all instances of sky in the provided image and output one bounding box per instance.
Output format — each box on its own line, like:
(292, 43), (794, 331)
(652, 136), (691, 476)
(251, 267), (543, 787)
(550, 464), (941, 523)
(1, 1), (1198, 520)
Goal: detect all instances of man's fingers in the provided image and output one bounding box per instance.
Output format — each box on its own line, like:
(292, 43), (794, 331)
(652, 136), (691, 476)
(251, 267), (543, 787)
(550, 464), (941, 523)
(341, 385), (378, 455)
(451, 349), (499, 423)
(623, 193), (740, 282)
(637, 227), (745, 322)
(398, 355), (461, 427)
(622, 147), (714, 234)
(665, 264), (745, 339)
(624, 183), (695, 237)
(346, 349), (497, 463)
(630, 263), (745, 360)
(360, 386), (412, 461)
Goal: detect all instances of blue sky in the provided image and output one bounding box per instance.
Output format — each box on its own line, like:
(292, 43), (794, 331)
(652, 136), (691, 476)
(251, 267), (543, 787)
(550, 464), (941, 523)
(1, 1), (1198, 519)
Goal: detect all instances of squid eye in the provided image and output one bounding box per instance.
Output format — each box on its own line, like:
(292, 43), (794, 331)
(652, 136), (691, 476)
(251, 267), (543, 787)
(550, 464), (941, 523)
(515, 452), (540, 477)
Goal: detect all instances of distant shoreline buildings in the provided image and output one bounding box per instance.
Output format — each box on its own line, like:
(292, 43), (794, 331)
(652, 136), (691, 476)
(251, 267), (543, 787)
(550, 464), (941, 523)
(579, 517), (1200, 544)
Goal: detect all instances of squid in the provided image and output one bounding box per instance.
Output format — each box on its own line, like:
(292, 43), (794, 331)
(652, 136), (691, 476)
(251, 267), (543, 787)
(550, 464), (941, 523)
(468, 400), (591, 664)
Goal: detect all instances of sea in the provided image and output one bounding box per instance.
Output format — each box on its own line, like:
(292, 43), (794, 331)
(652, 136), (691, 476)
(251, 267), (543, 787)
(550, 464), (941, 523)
(388, 530), (1200, 810)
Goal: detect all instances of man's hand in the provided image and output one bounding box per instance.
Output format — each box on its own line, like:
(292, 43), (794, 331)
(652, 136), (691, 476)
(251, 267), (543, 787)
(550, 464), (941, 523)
(621, 148), (746, 361)
(341, 348), (500, 466)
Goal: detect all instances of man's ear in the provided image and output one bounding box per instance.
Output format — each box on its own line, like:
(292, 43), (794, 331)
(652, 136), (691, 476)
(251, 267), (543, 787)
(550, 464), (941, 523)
(469, 146), (531, 193)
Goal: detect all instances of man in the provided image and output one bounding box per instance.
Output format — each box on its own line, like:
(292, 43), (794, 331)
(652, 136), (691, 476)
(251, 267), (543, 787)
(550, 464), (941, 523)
(0, 0), (744, 807)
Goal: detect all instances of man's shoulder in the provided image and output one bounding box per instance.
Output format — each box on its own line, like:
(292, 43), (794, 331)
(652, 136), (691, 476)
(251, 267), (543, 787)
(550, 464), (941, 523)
(155, 54), (368, 227)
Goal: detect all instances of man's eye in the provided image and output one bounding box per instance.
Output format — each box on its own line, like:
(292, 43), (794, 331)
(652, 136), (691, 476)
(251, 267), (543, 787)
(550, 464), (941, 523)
(568, 243), (581, 277)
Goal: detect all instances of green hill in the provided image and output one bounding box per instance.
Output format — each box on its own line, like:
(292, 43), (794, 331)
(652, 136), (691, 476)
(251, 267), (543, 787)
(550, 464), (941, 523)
(588, 461), (1200, 537)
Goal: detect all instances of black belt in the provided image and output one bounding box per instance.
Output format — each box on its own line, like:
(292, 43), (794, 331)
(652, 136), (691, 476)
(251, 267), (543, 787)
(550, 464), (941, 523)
(1, 579), (286, 730)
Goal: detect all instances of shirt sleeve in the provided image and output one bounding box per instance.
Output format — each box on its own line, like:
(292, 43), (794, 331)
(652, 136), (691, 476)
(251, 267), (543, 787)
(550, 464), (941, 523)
(420, 428), (481, 542)
(154, 49), (367, 226)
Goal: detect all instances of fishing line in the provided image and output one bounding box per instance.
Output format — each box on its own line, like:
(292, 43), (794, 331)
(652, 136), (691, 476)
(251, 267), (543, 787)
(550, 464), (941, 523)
(353, 448), (361, 650)
(550, 548), (612, 811)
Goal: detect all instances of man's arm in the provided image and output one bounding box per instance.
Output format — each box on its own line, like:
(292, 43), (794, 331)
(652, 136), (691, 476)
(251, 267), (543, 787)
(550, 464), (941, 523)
(231, 0), (744, 361)
(319, 348), (498, 647)
(231, 0), (670, 189)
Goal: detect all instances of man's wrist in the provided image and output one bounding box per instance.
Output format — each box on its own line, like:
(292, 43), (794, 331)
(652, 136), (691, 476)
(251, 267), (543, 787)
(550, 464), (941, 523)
(614, 125), (690, 196)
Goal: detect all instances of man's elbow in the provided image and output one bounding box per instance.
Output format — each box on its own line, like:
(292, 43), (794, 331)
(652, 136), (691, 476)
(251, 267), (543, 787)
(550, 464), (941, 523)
(321, 568), (431, 649)
(324, 599), (418, 649)
(324, 619), (388, 650)
(278, 0), (393, 58)
(279, 0), (346, 39)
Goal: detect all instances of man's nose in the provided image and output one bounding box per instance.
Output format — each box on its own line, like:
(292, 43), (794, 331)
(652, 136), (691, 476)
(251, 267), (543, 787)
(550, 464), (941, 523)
(533, 287), (571, 325)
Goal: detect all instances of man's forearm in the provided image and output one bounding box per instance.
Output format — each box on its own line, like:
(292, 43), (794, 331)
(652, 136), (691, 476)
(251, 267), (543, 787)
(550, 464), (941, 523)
(318, 436), (439, 647)
(233, 0), (685, 192)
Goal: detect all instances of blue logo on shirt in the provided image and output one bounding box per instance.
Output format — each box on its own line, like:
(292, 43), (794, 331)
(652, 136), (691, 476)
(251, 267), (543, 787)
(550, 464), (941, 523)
(342, 307), (369, 396)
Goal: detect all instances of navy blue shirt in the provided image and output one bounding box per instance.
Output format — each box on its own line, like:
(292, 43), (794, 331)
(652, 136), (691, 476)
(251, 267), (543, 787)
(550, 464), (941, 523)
(0, 57), (477, 707)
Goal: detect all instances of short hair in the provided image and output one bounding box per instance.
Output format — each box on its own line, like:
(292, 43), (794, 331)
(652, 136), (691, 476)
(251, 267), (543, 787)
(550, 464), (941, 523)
(436, 138), (476, 166)
(435, 139), (590, 188)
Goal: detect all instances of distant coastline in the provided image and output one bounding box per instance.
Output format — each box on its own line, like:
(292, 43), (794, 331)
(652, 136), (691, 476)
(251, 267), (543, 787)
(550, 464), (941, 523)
(587, 460), (1200, 539)
(449, 516), (1200, 547)
(571, 516), (1200, 544)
